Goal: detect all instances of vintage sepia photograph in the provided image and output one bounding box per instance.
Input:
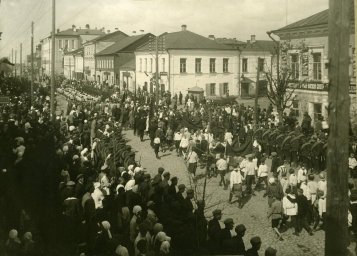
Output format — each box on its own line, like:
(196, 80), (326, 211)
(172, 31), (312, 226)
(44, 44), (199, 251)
(0, 0), (355, 255)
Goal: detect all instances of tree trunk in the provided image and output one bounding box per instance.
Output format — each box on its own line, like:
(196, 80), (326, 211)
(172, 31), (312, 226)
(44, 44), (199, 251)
(277, 106), (284, 123)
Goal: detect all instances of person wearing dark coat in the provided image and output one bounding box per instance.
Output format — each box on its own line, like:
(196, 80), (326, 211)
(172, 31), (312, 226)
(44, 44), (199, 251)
(245, 236), (262, 256)
(207, 209), (222, 254)
(220, 218), (235, 254)
(167, 176), (178, 202)
(231, 224), (246, 255)
(270, 152), (280, 177)
(137, 116), (147, 142)
(182, 189), (194, 221)
(74, 174), (85, 199)
(296, 188), (313, 235)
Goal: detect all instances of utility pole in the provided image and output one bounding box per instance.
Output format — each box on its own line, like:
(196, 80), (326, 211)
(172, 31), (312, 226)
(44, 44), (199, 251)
(11, 48), (14, 76)
(20, 43), (22, 76)
(14, 50), (17, 77)
(31, 21), (34, 105)
(325, 1), (351, 255)
(155, 36), (159, 104)
(254, 58), (261, 131)
(50, 0), (56, 119)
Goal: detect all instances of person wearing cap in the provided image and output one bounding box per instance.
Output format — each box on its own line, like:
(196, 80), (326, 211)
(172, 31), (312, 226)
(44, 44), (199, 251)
(75, 174), (85, 199)
(229, 163), (244, 208)
(177, 184), (186, 204)
(245, 236), (262, 256)
(265, 247), (277, 256)
(159, 172), (170, 199)
(152, 167), (164, 186)
(182, 189), (195, 220)
(270, 152), (280, 176)
(296, 188), (313, 236)
(231, 224), (246, 255)
(216, 153), (228, 187)
(168, 176), (178, 201)
(134, 222), (151, 256)
(267, 194), (284, 241)
(220, 218), (234, 253)
(207, 209), (222, 253)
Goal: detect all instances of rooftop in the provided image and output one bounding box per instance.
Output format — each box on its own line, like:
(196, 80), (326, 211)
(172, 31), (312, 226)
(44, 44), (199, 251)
(84, 30), (128, 45)
(137, 29), (233, 51)
(215, 38), (246, 47)
(96, 34), (152, 56)
(55, 28), (105, 37)
(241, 40), (276, 53)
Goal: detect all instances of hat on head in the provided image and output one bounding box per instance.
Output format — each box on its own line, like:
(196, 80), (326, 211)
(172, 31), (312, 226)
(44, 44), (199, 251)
(23, 232), (33, 241)
(235, 224), (246, 233)
(250, 236), (262, 245)
(212, 209), (222, 217)
(24, 122), (32, 129)
(265, 247), (277, 256)
(156, 231), (171, 242)
(8, 229), (18, 240)
(76, 174), (84, 181)
(163, 171), (170, 177)
(69, 126), (75, 132)
(158, 167), (165, 173)
(66, 180), (75, 186)
(133, 205), (142, 215)
(224, 218), (234, 225)
(170, 176), (178, 181)
(271, 152), (277, 156)
(72, 155), (79, 160)
(153, 223), (164, 234)
(268, 177), (275, 184)
(186, 188), (194, 194)
(178, 184), (186, 190)
(147, 201), (155, 207)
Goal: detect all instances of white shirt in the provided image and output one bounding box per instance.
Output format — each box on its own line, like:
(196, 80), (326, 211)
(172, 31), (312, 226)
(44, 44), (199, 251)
(318, 180), (327, 198)
(187, 151), (199, 164)
(300, 182), (311, 201)
(216, 158), (228, 171)
(230, 169), (243, 189)
(180, 137), (189, 148)
(245, 161), (256, 176)
(257, 164), (268, 177)
(349, 157), (357, 169)
(297, 168), (307, 183)
(283, 195), (298, 216)
(174, 132), (182, 141)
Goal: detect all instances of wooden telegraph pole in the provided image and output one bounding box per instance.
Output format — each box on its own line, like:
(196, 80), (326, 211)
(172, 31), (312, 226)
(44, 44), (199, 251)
(31, 21), (34, 105)
(50, 0), (56, 119)
(325, 1), (351, 255)
(155, 36), (159, 104)
(254, 58), (261, 131)
(20, 43), (22, 76)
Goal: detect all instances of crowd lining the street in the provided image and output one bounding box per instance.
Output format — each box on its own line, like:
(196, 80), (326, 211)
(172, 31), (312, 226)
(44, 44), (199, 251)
(1, 77), (357, 255)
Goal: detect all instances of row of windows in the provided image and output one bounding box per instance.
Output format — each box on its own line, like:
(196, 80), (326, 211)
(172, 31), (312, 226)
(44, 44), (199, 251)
(97, 59), (114, 69)
(241, 58), (265, 73)
(290, 52), (322, 80)
(207, 83), (229, 96)
(59, 39), (75, 50)
(139, 58), (166, 73)
(179, 58), (229, 74)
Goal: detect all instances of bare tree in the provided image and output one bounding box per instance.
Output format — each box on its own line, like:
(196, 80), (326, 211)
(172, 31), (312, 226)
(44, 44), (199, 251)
(265, 39), (309, 121)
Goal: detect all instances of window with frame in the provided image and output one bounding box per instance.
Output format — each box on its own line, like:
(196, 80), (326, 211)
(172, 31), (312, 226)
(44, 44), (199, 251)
(223, 58), (229, 73)
(291, 54), (299, 79)
(210, 83), (216, 95)
(313, 103), (322, 121)
(242, 58), (248, 72)
(195, 58), (201, 73)
(258, 58), (265, 72)
(180, 58), (186, 73)
(144, 58), (147, 72)
(210, 58), (216, 73)
(312, 53), (322, 80)
(223, 83), (229, 95)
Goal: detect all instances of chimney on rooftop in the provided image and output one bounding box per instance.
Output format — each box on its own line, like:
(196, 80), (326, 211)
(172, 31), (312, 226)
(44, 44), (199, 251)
(115, 28), (119, 31)
(101, 27), (105, 32)
(208, 35), (215, 40)
(85, 24), (90, 29)
(132, 31), (136, 34)
(72, 25), (76, 32)
(107, 30), (111, 34)
(181, 24), (187, 31)
(251, 35), (256, 43)
(57, 29), (60, 33)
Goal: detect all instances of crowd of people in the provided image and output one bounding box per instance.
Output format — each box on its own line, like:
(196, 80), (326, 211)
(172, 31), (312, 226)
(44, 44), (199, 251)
(0, 76), (357, 255)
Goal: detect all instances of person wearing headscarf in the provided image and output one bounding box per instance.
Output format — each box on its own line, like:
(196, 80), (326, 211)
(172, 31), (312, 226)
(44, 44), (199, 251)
(5, 229), (22, 256)
(22, 232), (36, 256)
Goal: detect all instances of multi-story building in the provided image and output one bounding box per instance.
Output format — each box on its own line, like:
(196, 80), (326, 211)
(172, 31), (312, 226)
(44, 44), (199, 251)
(40, 24), (104, 76)
(95, 34), (153, 88)
(63, 47), (84, 80)
(271, 9), (356, 123)
(83, 29), (128, 81)
(135, 25), (239, 97)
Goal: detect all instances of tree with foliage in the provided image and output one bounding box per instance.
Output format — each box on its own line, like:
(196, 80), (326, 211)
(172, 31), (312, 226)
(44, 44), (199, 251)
(265, 39), (309, 121)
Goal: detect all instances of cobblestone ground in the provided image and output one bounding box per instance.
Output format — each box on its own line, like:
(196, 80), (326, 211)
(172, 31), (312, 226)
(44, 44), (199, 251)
(123, 130), (326, 256)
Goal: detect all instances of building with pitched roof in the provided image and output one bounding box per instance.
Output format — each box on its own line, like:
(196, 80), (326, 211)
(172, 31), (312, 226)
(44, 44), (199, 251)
(270, 9), (356, 123)
(63, 47), (84, 80)
(82, 29), (128, 81)
(94, 33), (153, 87)
(40, 24), (104, 75)
(135, 25), (239, 97)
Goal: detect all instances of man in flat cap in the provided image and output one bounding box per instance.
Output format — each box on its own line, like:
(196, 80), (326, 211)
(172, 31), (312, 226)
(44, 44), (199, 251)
(246, 236), (262, 256)
(220, 218), (234, 253)
(208, 209), (222, 253)
(232, 224), (246, 255)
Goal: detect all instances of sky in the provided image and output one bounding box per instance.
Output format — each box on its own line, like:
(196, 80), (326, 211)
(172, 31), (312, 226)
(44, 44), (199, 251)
(0, 0), (328, 59)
